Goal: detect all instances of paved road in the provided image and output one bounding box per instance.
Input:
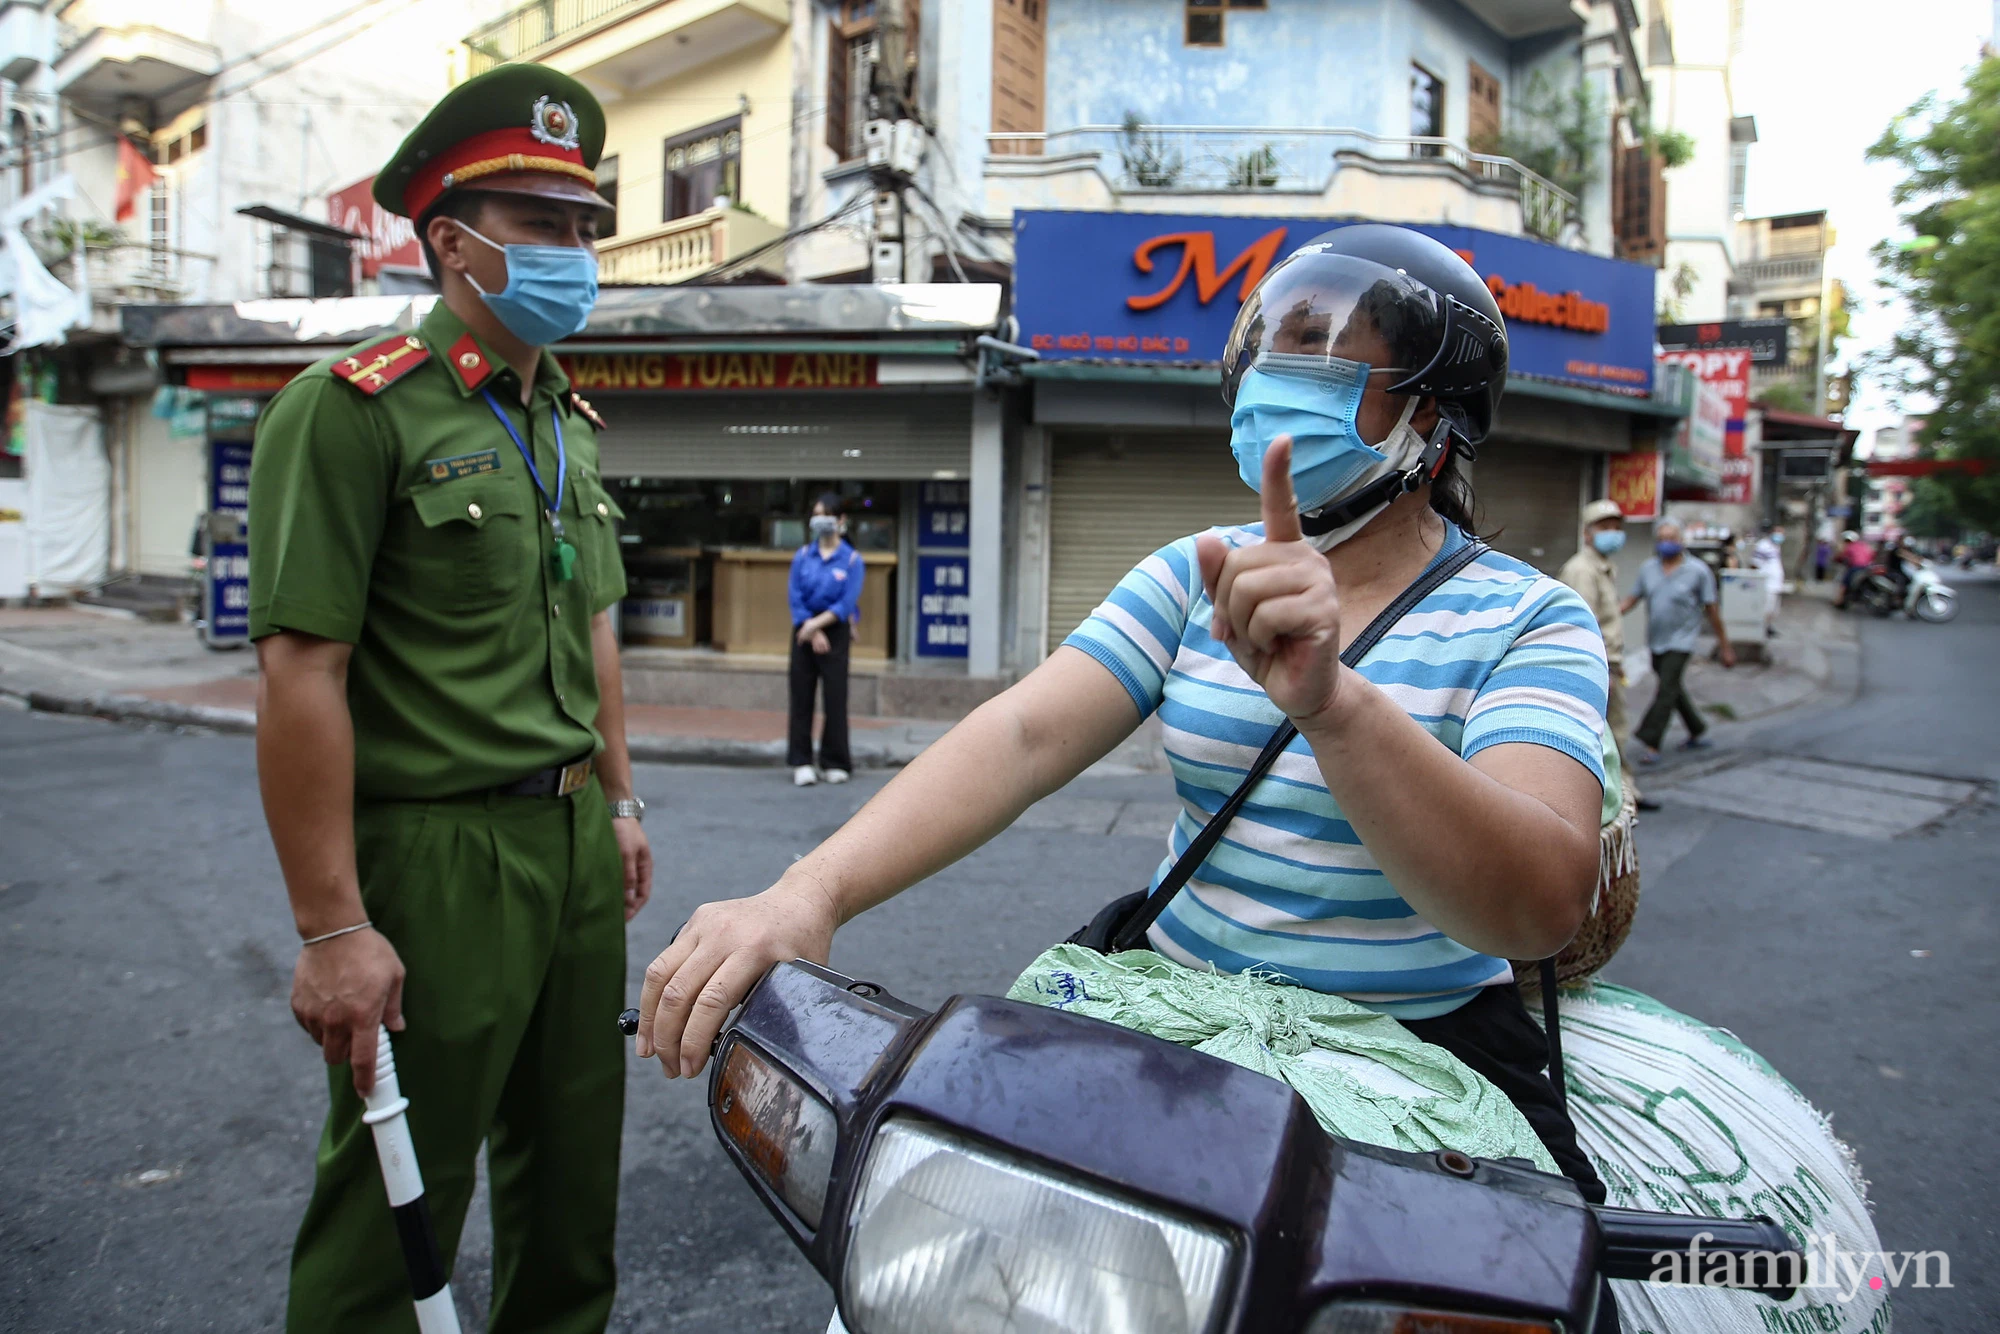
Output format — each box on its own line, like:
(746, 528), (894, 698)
(1, 578), (1992, 1332)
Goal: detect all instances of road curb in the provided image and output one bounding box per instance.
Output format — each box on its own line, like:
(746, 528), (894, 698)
(4, 686), (924, 769)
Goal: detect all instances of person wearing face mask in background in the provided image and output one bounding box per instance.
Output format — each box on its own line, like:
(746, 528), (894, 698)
(632, 226), (1631, 1332)
(1752, 522), (1786, 639)
(248, 66), (649, 1333)
(1560, 501), (1656, 810)
(788, 493), (865, 787)
(1622, 519), (1736, 766)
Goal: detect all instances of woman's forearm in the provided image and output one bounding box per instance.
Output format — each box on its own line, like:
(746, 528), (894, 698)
(782, 651), (1141, 923)
(1297, 668), (1599, 959)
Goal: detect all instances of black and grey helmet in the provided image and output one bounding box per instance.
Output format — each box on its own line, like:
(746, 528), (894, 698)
(1221, 223), (1509, 446)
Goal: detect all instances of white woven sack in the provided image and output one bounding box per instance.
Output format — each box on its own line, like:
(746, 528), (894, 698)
(1536, 984), (1891, 1334)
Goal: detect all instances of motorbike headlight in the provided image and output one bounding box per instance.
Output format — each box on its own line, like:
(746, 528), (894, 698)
(713, 1040), (838, 1229)
(1306, 1302), (1557, 1333)
(841, 1118), (1236, 1334)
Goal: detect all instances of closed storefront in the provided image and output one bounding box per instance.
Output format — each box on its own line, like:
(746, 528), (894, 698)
(1472, 444), (1588, 574)
(1046, 430), (1252, 647)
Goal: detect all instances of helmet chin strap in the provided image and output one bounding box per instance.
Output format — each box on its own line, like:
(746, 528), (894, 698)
(1299, 418), (1456, 544)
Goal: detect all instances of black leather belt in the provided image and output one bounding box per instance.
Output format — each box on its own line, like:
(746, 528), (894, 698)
(496, 755), (594, 798)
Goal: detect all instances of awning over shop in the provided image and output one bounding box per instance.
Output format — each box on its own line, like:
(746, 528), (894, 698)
(120, 284), (1005, 349)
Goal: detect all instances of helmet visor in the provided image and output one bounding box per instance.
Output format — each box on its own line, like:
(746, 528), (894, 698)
(1220, 252), (1447, 407)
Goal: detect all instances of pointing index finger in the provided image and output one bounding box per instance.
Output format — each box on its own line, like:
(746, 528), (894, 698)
(1262, 435), (1304, 544)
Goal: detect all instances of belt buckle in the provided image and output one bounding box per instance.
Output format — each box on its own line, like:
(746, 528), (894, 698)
(557, 759), (591, 796)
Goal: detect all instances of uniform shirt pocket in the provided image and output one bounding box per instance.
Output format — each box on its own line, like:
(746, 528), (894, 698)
(567, 468), (626, 607)
(409, 482), (536, 612)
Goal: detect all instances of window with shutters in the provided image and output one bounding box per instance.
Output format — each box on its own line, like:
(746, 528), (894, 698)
(663, 119), (741, 222)
(1467, 61), (1501, 153)
(827, 0), (920, 162)
(596, 155), (619, 239)
(1613, 138), (1666, 264)
(992, 0), (1047, 154)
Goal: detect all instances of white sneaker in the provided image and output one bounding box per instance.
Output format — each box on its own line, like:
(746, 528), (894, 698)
(823, 768), (851, 785)
(793, 765), (819, 787)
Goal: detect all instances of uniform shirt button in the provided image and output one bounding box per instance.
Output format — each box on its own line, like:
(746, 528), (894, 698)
(596, 501), (609, 516)
(467, 502), (483, 520)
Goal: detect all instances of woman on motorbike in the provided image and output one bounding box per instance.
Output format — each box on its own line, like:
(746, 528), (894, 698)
(634, 228), (1617, 1311)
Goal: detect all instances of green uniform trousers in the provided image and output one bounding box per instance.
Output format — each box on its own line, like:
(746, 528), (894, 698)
(287, 777), (625, 1334)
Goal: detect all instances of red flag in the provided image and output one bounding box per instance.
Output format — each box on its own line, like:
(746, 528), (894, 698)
(115, 136), (157, 223)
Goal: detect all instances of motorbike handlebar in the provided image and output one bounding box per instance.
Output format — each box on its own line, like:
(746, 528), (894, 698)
(1593, 1207), (1802, 1300)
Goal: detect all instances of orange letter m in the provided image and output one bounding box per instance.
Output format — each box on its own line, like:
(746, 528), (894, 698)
(1126, 227), (1288, 312)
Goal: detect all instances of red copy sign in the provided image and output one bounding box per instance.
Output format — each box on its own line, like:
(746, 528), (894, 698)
(327, 176), (421, 278)
(1658, 347), (1754, 504)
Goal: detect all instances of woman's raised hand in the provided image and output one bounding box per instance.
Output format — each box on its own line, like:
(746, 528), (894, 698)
(1195, 437), (1346, 726)
(633, 873), (841, 1078)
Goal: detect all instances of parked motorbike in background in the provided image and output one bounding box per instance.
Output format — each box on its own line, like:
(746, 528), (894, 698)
(1854, 560), (1959, 622)
(684, 961), (1802, 1334)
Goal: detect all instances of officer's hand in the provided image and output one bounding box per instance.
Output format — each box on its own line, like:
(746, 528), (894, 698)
(633, 874), (838, 1078)
(291, 927), (406, 1094)
(1196, 437), (1346, 726)
(811, 630), (832, 655)
(614, 817), (653, 921)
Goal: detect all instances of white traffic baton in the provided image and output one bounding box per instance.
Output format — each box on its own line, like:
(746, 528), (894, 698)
(362, 1024), (463, 1334)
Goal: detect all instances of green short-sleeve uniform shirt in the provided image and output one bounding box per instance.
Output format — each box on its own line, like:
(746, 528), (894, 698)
(248, 301), (628, 801)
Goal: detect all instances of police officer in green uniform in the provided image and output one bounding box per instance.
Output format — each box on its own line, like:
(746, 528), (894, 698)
(248, 64), (650, 1333)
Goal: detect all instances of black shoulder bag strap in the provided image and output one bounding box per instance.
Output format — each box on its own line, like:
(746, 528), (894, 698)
(1107, 537), (1489, 953)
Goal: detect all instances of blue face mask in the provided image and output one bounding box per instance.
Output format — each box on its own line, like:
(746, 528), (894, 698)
(1592, 528), (1627, 555)
(1656, 540), (1684, 559)
(458, 222), (599, 347)
(1229, 362), (1400, 512)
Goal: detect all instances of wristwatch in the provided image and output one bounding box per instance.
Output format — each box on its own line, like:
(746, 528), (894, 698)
(608, 796), (646, 822)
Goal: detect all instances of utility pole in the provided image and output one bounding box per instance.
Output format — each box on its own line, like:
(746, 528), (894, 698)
(866, 0), (923, 284)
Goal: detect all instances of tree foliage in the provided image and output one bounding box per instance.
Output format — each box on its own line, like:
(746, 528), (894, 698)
(1867, 57), (2000, 531)
(1497, 73), (1603, 200)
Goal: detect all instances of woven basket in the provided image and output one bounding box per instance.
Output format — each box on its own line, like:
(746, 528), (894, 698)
(1513, 785), (1640, 996)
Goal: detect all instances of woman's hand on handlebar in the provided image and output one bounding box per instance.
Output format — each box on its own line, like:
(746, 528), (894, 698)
(1197, 437), (1345, 726)
(634, 873), (841, 1078)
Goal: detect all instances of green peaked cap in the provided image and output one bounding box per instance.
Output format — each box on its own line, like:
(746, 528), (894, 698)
(375, 63), (608, 220)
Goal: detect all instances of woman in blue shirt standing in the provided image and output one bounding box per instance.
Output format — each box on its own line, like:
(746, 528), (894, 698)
(788, 492), (865, 787)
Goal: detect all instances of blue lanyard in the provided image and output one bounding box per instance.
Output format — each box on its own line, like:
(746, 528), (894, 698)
(480, 389), (565, 529)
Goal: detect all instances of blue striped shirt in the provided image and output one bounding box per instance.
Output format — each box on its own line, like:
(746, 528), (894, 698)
(1064, 523), (1610, 1019)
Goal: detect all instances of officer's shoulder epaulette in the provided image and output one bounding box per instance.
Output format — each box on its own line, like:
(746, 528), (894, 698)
(569, 392), (607, 430)
(332, 334), (431, 397)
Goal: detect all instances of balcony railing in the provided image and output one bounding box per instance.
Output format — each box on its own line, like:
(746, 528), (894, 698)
(987, 125), (1580, 243)
(463, 0), (653, 72)
(596, 207), (785, 285)
(1736, 255), (1822, 290)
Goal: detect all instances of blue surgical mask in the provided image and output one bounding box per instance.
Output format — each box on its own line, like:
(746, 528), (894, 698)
(809, 515), (840, 539)
(1229, 363), (1409, 513)
(1656, 540), (1684, 559)
(1592, 528), (1627, 555)
(457, 222), (599, 347)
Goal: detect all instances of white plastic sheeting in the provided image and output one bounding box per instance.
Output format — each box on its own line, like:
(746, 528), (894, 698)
(23, 400), (109, 592)
(1, 175), (88, 352)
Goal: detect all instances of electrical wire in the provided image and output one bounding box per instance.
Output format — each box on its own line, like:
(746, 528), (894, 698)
(901, 186), (967, 283)
(683, 187), (873, 285)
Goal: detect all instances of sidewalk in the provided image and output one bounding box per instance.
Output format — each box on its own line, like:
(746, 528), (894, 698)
(1618, 583), (1858, 770)
(1, 589), (1850, 772)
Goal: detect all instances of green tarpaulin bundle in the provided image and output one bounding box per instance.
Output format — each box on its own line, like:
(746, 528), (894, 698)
(1007, 944), (1558, 1172)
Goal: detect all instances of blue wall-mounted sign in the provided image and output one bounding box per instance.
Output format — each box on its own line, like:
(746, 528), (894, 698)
(1012, 210), (1657, 396)
(204, 440), (252, 643)
(916, 480), (969, 551)
(915, 554), (970, 658)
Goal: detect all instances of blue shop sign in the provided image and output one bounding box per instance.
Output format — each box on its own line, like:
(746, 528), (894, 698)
(917, 480), (969, 552)
(205, 440), (252, 642)
(915, 554), (971, 658)
(1013, 210), (1656, 396)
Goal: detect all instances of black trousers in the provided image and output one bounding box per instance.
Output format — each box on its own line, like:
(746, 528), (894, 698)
(1404, 983), (1623, 1333)
(1635, 649), (1704, 751)
(787, 620), (851, 771)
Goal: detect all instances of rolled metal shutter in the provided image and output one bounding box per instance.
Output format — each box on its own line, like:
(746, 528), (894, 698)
(1047, 431), (1255, 650)
(593, 393), (972, 479)
(1472, 444), (1587, 573)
